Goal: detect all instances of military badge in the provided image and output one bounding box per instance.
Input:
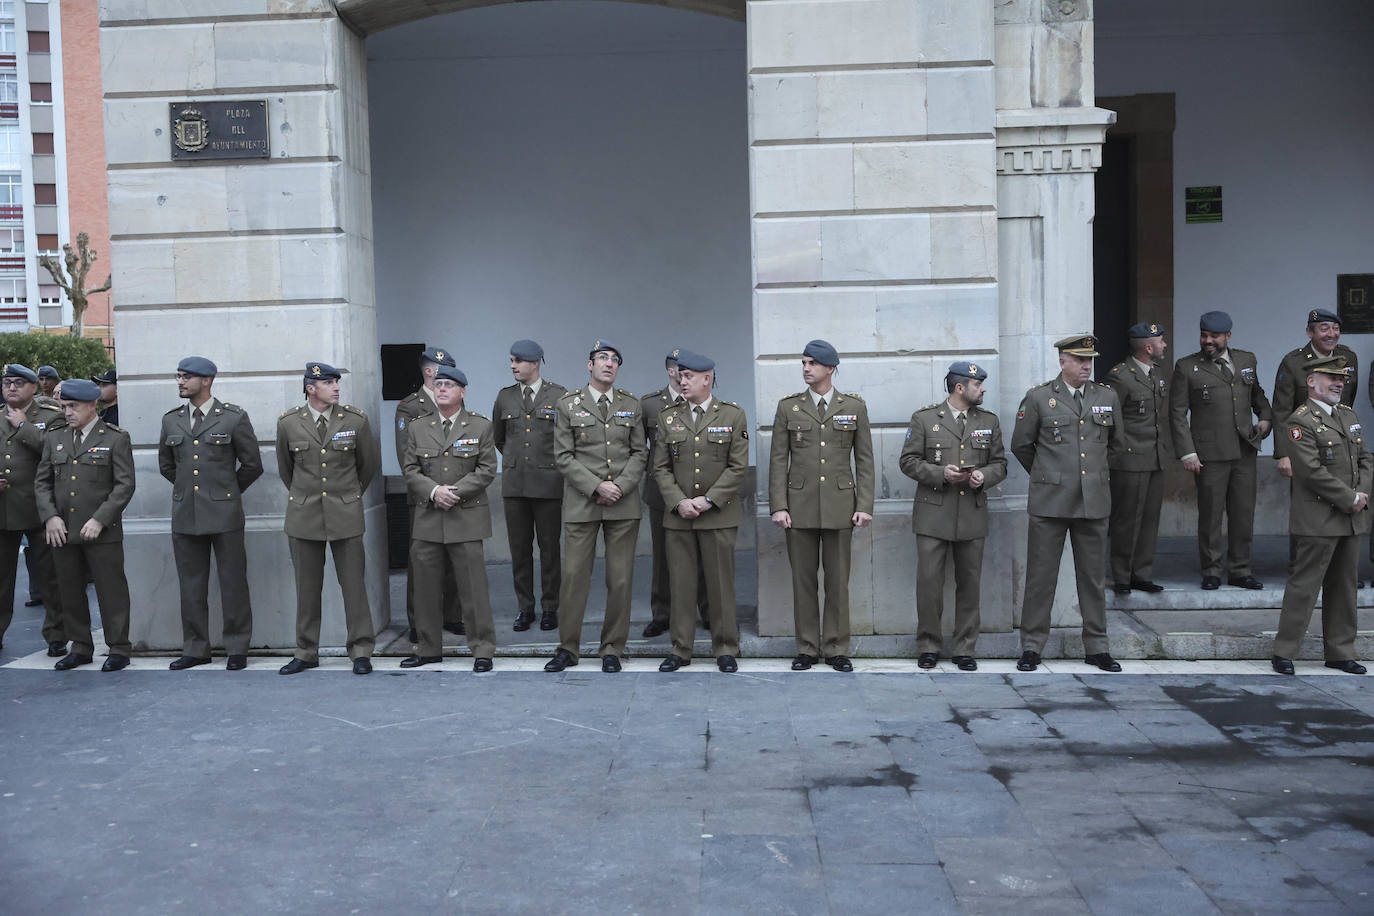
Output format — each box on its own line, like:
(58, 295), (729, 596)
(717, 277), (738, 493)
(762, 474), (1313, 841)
(1290, 428), (1302, 441)
(1048, 398), (1056, 409)
(1016, 403), (1026, 420)
(931, 424), (939, 432)
(397, 417), (406, 430)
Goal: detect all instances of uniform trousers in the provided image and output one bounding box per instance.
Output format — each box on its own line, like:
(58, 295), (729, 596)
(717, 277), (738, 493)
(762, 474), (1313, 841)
(666, 527), (740, 659)
(1, 528), (62, 643)
(557, 517), (640, 659)
(915, 535), (983, 657)
(172, 530), (253, 657)
(411, 539), (496, 658)
(404, 505), (461, 637)
(648, 506), (707, 626)
(503, 495), (562, 616)
(1194, 453), (1257, 579)
(23, 536), (42, 602)
(52, 539), (131, 657)
(288, 535), (374, 662)
(785, 526), (852, 658)
(1020, 515), (1109, 655)
(1108, 468), (1164, 584)
(1274, 534), (1360, 660)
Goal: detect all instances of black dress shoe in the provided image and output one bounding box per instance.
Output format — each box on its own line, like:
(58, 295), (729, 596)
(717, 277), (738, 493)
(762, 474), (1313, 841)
(917, 652), (938, 669)
(1113, 583), (1132, 595)
(952, 655), (978, 671)
(1228, 575), (1264, 590)
(513, 611), (535, 632)
(601, 654), (621, 673)
(102, 654), (130, 672)
(540, 611), (558, 631)
(54, 652), (93, 670)
(444, 620), (465, 636)
(46, 641), (67, 658)
(24, 598), (42, 607)
(1271, 655), (1295, 675)
(353, 658), (372, 675)
(1325, 659), (1367, 675)
(659, 654), (690, 672)
(544, 649), (577, 672)
(226, 655), (248, 671)
(717, 655), (737, 673)
(169, 655), (211, 671)
(1084, 652), (1122, 672)
(826, 655), (854, 673)
(1016, 650), (1041, 672)
(791, 653), (818, 671)
(473, 658), (493, 673)
(279, 658), (318, 675)
(642, 620), (668, 638)
(400, 654), (442, 668)
(1201, 576), (1221, 590)
(1131, 580), (1165, 593)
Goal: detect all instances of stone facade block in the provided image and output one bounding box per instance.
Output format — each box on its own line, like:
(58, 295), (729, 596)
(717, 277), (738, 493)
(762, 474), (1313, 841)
(109, 239), (175, 306)
(100, 1), (332, 25)
(853, 140), (996, 209)
(752, 217), (820, 284)
(748, 0), (992, 71)
(749, 74), (819, 141)
(926, 67), (996, 135)
(104, 93), (336, 165)
(101, 24), (217, 95)
(213, 19), (334, 88)
(107, 167), (230, 235)
(817, 70), (928, 139)
(930, 210), (998, 280)
(819, 213), (933, 282)
(750, 145), (854, 213)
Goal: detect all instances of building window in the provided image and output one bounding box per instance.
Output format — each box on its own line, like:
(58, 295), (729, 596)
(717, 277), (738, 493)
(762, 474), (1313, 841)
(32, 132), (51, 154)
(0, 25), (13, 54)
(0, 172), (20, 204)
(0, 277), (24, 304)
(33, 183), (53, 205)
(37, 233), (57, 250)
(0, 73), (16, 104)
(26, 31), (47, 53)
(30, 82), (51, 103)
(0, 3), (15, 20)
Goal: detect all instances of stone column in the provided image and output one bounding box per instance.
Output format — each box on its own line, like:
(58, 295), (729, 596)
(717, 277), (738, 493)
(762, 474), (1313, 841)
(995, 0), (1114, 638)
(747, 0), (1001, 641)
(100, 2), (387, 651)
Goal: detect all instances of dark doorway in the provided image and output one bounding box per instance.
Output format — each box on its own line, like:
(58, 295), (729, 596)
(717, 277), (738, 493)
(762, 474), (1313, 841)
(1094, 135), (1133, 378)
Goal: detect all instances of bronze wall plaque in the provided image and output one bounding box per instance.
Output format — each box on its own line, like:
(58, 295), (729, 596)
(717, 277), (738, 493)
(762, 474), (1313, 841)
(170, 100), (269, 160)
(1337, 274), (1374, 334)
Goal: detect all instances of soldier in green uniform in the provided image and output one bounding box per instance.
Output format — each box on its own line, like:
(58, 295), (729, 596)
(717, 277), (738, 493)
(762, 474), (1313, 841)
(652, 350), (749, 673)
(37, 365), (59, 401)
(1105, 322), (1171, 594)
(640, 349), (708, 639)
(402, 365), (498, 671)
(276, 362), (381, 675)
(158, 356), (264, 671)
(0, 364), (66, 655)
(544, 340), (647, 674)
(899, 361), (1007, 671)
(1168, 311), (1273, 590)
(395, 346), (464, 641)
(768, 339), (875, 673)
(1271, 356), (1371, 675)
(35, 378), (135, 672)
(491, 339), (566, 632)
(1011, 335), (1124, 672)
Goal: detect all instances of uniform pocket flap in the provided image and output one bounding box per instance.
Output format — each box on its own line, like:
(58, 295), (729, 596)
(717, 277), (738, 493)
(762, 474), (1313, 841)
(1032, 469), (1061, 485)
(787, 419), (813, 431)
(164, 434), (184, 446)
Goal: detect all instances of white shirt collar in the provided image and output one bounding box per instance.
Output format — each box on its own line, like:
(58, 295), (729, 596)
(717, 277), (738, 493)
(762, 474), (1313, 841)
(307, 403), (331, 424)
(945, 399), (966, 420)
(78, 414), (100, 438)
(687, 396), (713, 415)
(587, 384), (613, 403)
(1132, 357), (1155, 375)
(189, 396), (216, 419)
(809, 387), (835, 408)
(1310, 397), (1335, 417)
(523, 378), (542, 398)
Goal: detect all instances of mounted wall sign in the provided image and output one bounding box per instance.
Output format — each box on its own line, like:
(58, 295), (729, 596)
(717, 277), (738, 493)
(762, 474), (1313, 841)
(1185, 186), (1222, 223)
(169, 100), (269, 160)
(1337, 274), (1374, 334)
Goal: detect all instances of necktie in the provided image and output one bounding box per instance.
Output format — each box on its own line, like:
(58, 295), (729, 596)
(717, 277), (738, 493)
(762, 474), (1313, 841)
(817, 397), (827, 415)
(191, 408), (204, 434)
(1216, 358), (1233, 381)
(522, 387), (534, 414)
(74, 429), (82, 451)
(1073, 390), (1084, 413)
(316, 415), (327, 440)
(955, 412), (966, 436)
(598, 395), (609, 420)
(442, 418), (452, 441)
(693, 405), (704, 428)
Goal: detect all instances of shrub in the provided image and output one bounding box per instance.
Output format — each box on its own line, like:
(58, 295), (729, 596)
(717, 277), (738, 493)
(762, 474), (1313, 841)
(0, 332), (114, 380)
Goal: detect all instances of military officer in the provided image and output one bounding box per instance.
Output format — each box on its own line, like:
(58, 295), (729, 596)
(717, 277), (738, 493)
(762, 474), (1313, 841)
(767, 339), (875, 673)
(491, 339), (566, 632)
(158, 356), (264, 671)
(37, 365), (59, 400)
(276, 362), (381, 675)
(640, 348), (707, 638)
(652, 350), (749, 673)
(1168, 311), (1273, 590)
(91, 367), (118, 426)
(1011, 335), (1124, 672)
(1105, 322), (1171, 594)
(1271, 356), (1371, 675)
(395, 346), (464, 641)
(402, 365), (498, 671)
(544, 340), (647, 674)
(0, 364), (66, 655)
(35, 378), (135, 672)
(899, 361), (1007, 671)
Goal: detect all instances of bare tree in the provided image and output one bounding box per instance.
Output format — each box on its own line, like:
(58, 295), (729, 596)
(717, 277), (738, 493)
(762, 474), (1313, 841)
(39, 233), (113, 338)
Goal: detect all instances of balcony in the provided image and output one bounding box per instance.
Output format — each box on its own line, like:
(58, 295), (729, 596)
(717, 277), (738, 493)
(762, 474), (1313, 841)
(0, 102), (15, 121)
(0, 254), (21, 272)
(0, 204), (20, 222)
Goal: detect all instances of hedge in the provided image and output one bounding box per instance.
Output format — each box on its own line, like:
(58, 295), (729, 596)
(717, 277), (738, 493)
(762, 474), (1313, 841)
(0, 332), (114, 381)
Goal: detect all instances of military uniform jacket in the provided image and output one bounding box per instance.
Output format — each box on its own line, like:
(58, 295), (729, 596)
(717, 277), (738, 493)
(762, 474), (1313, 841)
(651, 398), (750, 531)
(1011, 378), (1122, 520)
(492, 380), (567, 499)
(898, 402), (1007, 540)
(158, 398), (264, 535)
(395, 387), (439, 505)
(1284, 401), (1374, 537)
(1272, 343), (1358, 460)
(276, 404), (379, 541)
(34, 419), (135, 543)
(641, 386), (684, 511)
(0, 400), (66, 531)
(554, 387), (647, 523)
(403, 408), (497, 543)
(1168, 349), (1272, 461)
(1104, 359), (1171, 471)
(767, 391), (876, 530)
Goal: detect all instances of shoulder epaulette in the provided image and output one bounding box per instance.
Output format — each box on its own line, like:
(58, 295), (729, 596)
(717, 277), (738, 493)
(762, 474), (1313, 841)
(617, 388), (634, 399)
(846, 392), (865, 401)
(558, 389), (579, 401)
(164, 405), (183, 416)
(919, 402), (942, 412)
(342, 404), (367, 418)
(467, 410), (489, 421)
(723, 400), (740, 408)
(219, 402), (242, 413)
(1336, 403), (1355, 413)
(279, 406), (300, 419)
(1293, 404), (1310, 416)
(785, 391), (805, 400)
(103, 424), (124, 433)
(1033, 379), (1055, 391)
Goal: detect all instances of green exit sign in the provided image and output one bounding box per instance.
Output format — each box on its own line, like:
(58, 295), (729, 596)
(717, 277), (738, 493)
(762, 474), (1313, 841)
(1186, 186), (1222, 224)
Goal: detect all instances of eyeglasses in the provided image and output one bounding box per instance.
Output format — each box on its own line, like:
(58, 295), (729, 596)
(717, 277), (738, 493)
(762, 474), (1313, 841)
(174, 373), (200, 381)
(432, 380), (463, 390)
(1, 378), (30, 387)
